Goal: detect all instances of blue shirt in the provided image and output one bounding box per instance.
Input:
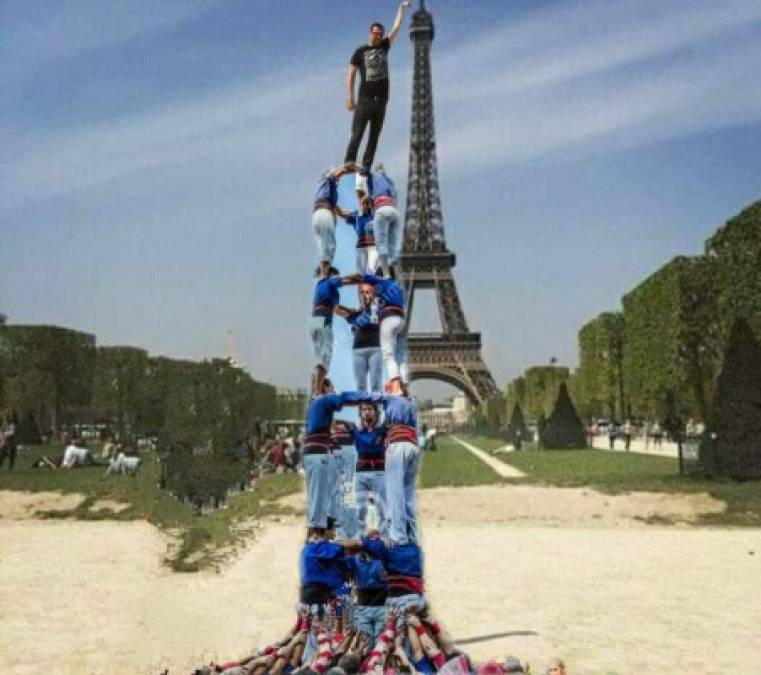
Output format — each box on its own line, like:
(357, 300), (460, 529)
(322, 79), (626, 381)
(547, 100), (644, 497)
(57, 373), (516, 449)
(350, 424), (387, 460)
(362, 537), (423, 579)
(312, 276), (343, 323)
(305, 394), (344, 434)
(300, 539), (347, 590)
(345, 210), (375, 248)
(369, 171), (397, 201)
(314, 176), (338, 208)
(344, 554), (387, 591)
(362, 274), (404, 315)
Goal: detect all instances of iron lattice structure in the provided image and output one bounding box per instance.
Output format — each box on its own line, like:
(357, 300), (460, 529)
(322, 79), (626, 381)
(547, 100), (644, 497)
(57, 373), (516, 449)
(400, 1), (500, 406)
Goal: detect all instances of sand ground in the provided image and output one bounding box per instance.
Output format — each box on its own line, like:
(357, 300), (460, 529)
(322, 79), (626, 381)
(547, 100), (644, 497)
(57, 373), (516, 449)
(0, 486), (759, 675)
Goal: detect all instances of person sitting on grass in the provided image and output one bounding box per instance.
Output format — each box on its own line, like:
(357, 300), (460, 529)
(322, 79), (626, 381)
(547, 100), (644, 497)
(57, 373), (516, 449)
(62, 438), (94, 468)
(104, 451), (142, 476)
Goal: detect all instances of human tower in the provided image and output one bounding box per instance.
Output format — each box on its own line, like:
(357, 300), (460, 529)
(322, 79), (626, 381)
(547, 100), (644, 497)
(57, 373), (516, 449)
(193, 4), (475, 673)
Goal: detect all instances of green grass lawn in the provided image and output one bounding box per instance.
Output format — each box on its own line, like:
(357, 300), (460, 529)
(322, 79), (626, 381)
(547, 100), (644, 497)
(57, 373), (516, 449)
(419, 435), (502, 488)
(0, 443), (302, 572)
(457, 434), (761, 527)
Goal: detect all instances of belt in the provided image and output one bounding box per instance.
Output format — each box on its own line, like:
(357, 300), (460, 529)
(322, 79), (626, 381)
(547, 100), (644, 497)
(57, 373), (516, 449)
(304, 433), (332, 455)
(387, 574), (424, 596)
(373, 196), (395, 209)
(386, 425), (417, 445)
(312, 304), (334, 321)
(357, 235), (376, 248)
(357, 457), (385, 471)
(314, 200), (336, 213)
(380, 305), (404, 320)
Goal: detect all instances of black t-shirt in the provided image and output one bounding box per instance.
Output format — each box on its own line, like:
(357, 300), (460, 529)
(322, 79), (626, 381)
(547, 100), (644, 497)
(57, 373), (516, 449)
(348, 310), (381, 350)
(351, 37), (391, 101)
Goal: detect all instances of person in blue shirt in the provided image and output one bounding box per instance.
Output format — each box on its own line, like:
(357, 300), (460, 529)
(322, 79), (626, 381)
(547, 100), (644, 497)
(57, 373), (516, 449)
(334, 283), (382, 393)
(344, 548), (388, 644)
(368, 164), (400, 278)
(335, 402), (388, 537)
(338, 391), (419, 545)
(338, 196), (378, 275)
(342, 273), (407, 395)
(313, 165), (354, 275)
(303, 379), (346, 530)
(329, 422), (358, 540)
(310, 266), (356, 396)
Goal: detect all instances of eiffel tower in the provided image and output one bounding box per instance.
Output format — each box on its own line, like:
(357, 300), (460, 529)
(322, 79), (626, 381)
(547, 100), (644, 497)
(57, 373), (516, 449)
(400, 0), (500, 406)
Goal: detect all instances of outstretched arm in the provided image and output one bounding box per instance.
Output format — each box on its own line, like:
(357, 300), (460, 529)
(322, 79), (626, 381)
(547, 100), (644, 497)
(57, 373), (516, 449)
(339, 391), (387, 407)
(340, 273), (364, 286)
(388, 1), (411, 43)
(333, 304), (358, 320)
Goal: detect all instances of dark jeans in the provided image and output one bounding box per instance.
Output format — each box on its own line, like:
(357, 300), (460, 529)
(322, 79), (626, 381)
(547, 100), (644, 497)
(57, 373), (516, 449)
(345, 96), (387, 170)
(0, 442), (17, 470)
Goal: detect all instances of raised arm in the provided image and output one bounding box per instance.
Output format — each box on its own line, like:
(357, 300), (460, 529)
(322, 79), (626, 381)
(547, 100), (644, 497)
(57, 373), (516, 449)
(387, 1), (411, 43)
(346, 63), (358, 111)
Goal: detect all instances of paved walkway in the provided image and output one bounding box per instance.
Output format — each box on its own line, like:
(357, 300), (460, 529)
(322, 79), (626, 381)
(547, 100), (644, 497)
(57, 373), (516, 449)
(450, 435), (527, 478)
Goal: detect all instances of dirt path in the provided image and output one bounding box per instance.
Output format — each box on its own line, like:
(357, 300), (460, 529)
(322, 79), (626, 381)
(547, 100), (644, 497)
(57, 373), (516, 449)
(0, 487), (757, 675)
(450, 436), (527, 478)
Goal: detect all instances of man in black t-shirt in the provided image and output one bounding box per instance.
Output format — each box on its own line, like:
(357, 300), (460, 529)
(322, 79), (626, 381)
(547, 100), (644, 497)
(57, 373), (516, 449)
(345, 2), (411, 172)
(334, 283), (382, 392)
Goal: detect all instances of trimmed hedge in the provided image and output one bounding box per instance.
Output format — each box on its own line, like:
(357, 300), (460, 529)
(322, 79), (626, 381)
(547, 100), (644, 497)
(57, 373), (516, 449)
(543, 383), (587, 449)
(621, 256), (721, 421)
(505, 376), (526, 421)
(0, 325), (96, 431)
(506, 403), (531, 444)
(707, 318), (761, 479)
(92, 346), (149, 436)
(522, 365), (570, 421)
(575, 312), (625, 420)
(705, 200), (761, 341)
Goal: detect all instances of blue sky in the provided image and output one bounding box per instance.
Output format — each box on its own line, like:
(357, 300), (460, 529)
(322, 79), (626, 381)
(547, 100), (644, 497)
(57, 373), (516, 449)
(2, 0), (761, 396)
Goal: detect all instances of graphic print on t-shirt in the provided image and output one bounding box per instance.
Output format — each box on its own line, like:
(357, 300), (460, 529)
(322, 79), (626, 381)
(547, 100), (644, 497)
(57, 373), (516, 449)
(364, 47), (388, 82)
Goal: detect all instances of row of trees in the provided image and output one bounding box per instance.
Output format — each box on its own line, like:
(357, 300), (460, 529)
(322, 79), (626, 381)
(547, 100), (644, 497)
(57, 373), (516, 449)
(505, 199), (761, 425)
(0, 325), (291, 448)
(501, 199), (761, 478)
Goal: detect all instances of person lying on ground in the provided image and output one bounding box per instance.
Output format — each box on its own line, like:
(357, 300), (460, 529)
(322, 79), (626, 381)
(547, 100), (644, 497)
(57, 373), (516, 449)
(363, 610), (397, 674)
(31, 455), (61, 469)
(407, 611), (454, 671)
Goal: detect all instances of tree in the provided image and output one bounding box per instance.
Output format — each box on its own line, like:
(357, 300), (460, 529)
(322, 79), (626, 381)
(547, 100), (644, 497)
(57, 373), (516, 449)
(707, 318), (761, 479)
(543, 383), (587, 449)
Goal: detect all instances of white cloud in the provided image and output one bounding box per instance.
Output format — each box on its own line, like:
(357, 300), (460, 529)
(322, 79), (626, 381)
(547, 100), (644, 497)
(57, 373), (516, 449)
(0, 0), (215, 81)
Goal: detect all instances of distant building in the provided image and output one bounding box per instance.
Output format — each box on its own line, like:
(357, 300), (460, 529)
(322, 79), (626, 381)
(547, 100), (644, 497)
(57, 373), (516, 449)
(418, 393), (470, 430)
(275, 387), (308, 420)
